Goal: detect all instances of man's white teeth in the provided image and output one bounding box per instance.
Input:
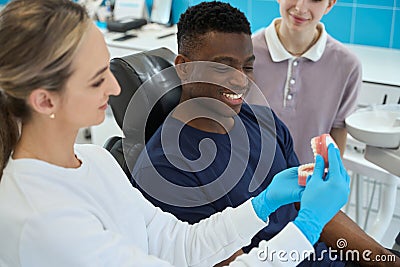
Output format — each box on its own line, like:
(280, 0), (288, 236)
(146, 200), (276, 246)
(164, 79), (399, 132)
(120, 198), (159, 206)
(222, 92), (243, 100)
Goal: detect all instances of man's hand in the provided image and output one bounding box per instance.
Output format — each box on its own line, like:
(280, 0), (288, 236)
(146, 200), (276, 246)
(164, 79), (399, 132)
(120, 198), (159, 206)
(321, 211), (400, 266)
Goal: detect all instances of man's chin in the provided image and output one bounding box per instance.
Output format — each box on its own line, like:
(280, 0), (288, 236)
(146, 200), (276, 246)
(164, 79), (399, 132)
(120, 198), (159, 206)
(221, 104), (242, 117)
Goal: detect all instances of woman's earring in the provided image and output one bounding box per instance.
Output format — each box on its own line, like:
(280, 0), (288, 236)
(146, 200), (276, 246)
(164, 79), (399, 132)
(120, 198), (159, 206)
(49, 113), (55, 119)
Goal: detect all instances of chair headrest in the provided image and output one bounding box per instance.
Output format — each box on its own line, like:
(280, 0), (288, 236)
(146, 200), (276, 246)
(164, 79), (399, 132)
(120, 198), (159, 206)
(109, 47), (182, 143)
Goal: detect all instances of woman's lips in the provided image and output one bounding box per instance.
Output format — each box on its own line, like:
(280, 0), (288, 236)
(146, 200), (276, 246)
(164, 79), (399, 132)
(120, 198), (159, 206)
(99, 103), (108, 110)
(290, 14), (309, 24)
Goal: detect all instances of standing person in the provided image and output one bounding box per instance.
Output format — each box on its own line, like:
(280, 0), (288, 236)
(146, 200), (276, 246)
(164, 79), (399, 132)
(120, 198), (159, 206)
(132, 2), (399, 267)
(249, 0), (362, 164)
(0, 0), (351, 266)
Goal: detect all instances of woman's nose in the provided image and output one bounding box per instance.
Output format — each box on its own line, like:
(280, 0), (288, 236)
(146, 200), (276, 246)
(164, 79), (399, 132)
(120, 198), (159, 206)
(294, 0), (308, 13)
(107, 71), (121, 96)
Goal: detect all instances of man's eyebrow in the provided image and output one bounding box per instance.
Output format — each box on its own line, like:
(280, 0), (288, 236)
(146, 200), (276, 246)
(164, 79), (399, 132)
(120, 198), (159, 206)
(211, 55), (255, 64)
(89, 66), (108, 81)
(212, 56), (237, 64)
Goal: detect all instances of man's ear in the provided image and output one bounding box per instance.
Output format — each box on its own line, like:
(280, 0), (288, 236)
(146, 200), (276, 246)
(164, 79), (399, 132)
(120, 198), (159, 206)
(175, 54), (192, 81)
(27, 89), (58, 116)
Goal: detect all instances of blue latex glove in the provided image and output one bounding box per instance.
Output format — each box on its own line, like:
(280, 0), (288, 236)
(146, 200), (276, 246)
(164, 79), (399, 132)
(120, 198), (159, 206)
(252, 167), (303, 221)
(293, 144), (350, 244)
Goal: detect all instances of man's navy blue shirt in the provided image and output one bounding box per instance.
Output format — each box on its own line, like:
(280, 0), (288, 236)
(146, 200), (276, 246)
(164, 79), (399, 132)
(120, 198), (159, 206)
(132, 104), (345, 266)
(132, 104), (298, 250)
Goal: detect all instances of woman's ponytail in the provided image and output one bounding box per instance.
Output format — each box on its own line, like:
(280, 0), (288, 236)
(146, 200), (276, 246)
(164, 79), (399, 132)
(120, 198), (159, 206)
(0, 91), (19, 178)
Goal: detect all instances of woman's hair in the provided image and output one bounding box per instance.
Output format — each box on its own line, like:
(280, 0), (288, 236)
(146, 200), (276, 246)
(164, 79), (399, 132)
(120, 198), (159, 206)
(0, 0), (90, 177)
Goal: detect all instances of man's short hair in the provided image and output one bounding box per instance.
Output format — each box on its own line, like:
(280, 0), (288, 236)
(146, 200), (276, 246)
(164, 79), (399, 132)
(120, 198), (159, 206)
(177, 1), (251, 57)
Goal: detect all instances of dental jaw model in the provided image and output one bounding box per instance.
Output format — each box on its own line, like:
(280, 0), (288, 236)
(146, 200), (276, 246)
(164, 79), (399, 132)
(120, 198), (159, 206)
(298, 134), (338, 186)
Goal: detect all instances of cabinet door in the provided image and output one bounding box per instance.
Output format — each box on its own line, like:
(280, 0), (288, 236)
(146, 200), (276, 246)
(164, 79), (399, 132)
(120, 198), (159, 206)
(357, 82), (400, 108)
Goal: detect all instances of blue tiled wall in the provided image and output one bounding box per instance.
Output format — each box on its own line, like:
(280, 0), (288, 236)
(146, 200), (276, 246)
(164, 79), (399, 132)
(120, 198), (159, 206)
(167, 0), (400, 49)
(1, 0), (398, 49)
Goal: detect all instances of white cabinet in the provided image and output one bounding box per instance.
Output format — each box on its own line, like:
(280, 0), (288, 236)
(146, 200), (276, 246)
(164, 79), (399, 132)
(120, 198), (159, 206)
(357, 82), (400, 108)
(108, 46), (140, 59)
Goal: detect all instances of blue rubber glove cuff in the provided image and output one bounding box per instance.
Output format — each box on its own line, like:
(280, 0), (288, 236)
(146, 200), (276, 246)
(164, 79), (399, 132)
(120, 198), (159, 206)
(251, 189), (274, 222)
(293, 209), (323, 245)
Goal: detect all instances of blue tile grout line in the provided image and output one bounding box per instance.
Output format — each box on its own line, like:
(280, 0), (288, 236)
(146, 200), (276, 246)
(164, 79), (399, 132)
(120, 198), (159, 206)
(247, 0), (253, 27)
(390, 4), (396, 48)
(350, 1), (357, 44)
(251, 0), (400, 10)
(336, 3), (400, 10)
(355, 5), (399, 10)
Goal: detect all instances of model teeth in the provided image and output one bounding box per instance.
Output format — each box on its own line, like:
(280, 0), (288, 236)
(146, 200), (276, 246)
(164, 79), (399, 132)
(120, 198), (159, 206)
(311, 139), (317, 158)
(298, 163), (315, 176)
(222, 92), (243, 100)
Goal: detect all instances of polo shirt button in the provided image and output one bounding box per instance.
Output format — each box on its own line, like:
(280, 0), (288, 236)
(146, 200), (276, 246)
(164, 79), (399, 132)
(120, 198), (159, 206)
(287, 94), (293, 100)
(293, 61), (298, 66)
(290, 79), (295, 85)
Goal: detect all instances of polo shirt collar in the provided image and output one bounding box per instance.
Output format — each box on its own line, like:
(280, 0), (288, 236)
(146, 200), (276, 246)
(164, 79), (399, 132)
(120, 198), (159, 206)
(265, 18), (327, 62)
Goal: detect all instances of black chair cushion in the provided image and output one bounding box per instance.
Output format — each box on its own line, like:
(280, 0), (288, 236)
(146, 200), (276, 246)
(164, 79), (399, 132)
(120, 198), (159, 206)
(105, 47), (181, 179)
(109, 47), (181, 143)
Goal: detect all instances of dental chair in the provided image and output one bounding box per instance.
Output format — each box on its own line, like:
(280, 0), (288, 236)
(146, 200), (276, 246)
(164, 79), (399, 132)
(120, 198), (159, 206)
(105, 47), (181, 182)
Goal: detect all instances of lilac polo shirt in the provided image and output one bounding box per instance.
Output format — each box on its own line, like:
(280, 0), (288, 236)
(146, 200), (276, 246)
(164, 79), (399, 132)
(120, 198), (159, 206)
(248, 18), (362, 163)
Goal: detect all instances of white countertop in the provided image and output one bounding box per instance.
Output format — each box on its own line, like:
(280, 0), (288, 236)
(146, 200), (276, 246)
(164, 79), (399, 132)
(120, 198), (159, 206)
(346, 44), (400, 87)
(103, 23), (178, 55)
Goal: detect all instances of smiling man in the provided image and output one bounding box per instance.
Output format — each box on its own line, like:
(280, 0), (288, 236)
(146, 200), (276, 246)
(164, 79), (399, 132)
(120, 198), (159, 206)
(131, 1), (302, 265)
(131, 2), (399, 267)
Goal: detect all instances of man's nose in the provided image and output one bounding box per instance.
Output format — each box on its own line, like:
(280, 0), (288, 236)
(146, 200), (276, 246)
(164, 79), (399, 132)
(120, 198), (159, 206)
(229, 71), (249, 92)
